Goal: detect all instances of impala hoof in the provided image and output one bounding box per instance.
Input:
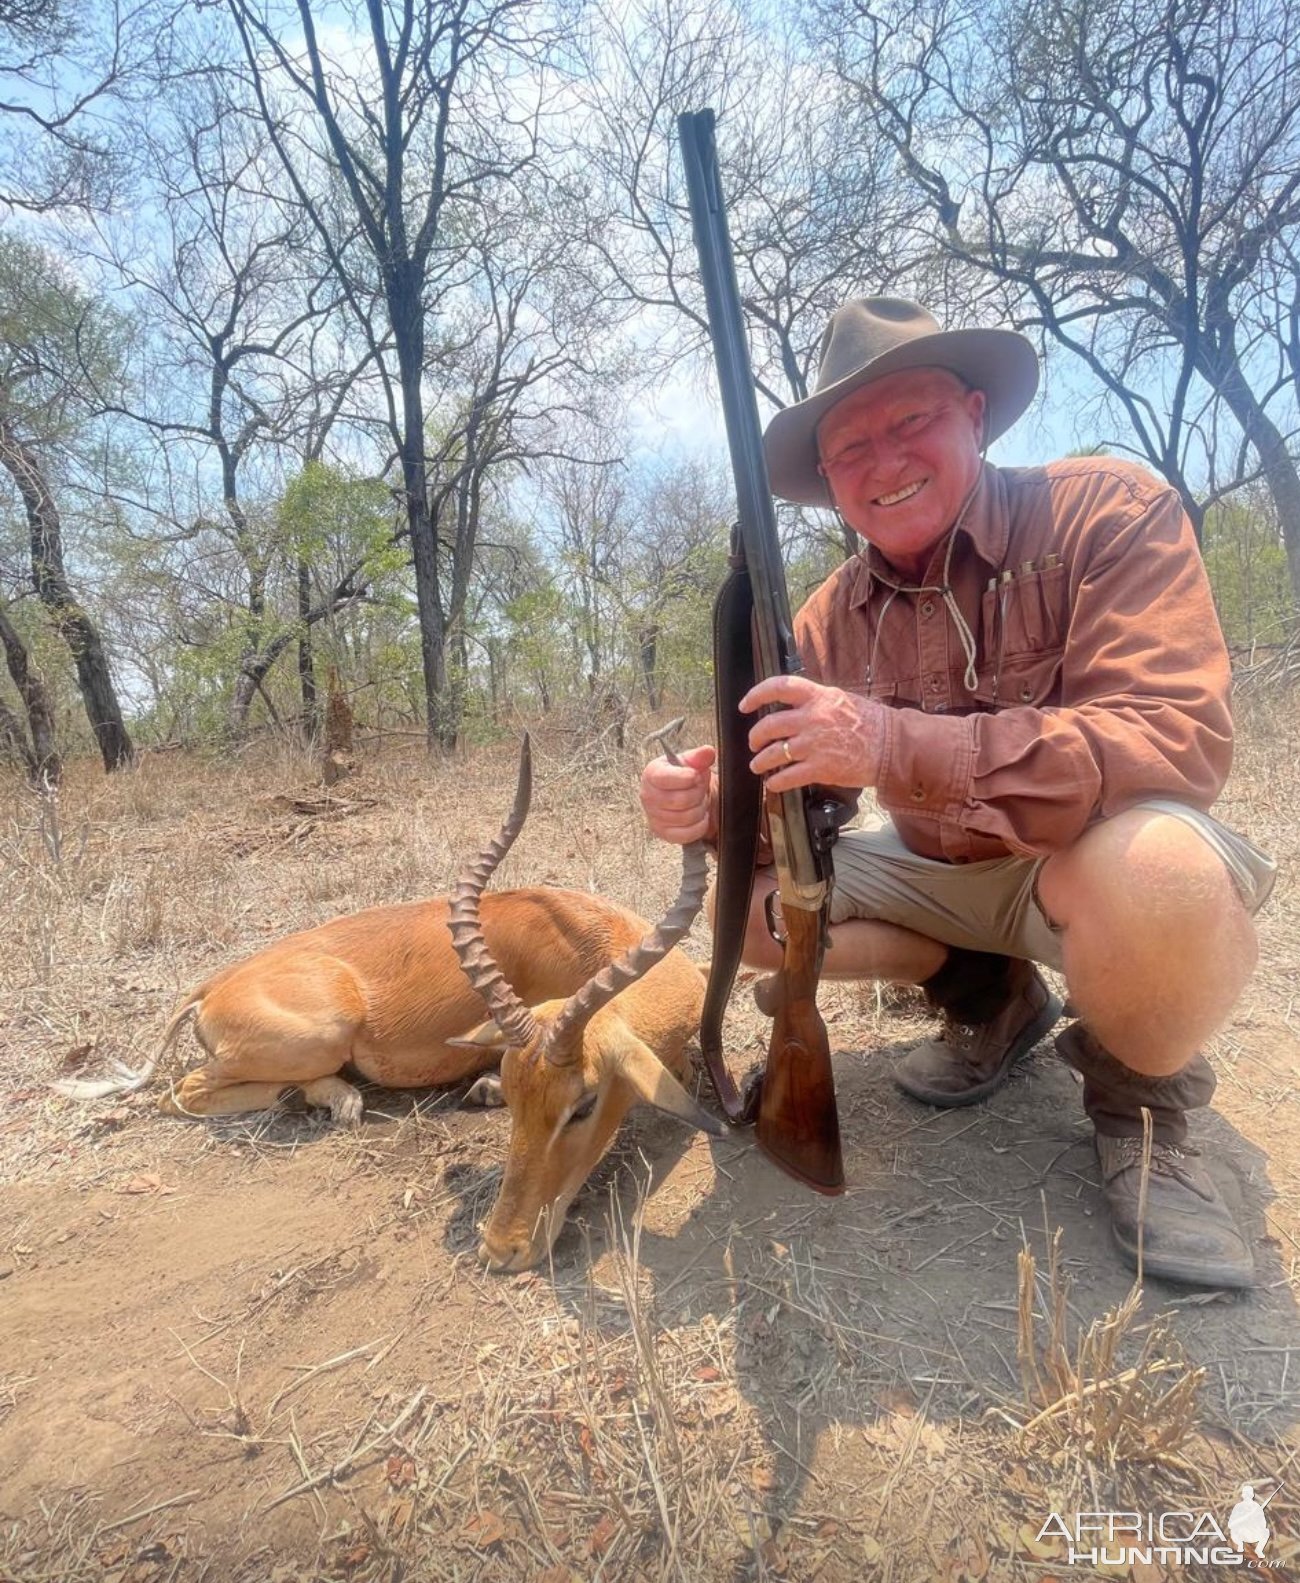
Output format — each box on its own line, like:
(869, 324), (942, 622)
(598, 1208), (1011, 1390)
(465, 1074), (505, 1108)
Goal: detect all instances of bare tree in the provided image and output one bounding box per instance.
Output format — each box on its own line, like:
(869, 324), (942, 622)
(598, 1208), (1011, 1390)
(0, 596), (60, 783)
(578, 0), (929, 556)
(224, 0), (569, 747)
(824, 0), (1300, 594)
(90, 60), (390, 735)
(0, 236), (134, 769)
(623, 457), (730, 709)
(0, 0), (154, 213)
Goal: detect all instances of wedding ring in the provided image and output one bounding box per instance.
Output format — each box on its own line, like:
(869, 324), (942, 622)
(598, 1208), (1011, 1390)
(781, 739), (793, 765)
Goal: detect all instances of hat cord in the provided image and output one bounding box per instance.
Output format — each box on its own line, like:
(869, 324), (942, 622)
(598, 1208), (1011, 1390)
(848, 481), (982, 695)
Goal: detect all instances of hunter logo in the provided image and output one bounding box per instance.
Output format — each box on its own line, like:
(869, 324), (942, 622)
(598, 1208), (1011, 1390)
(1228, 1486), (1272, 1560)
(1036, 1482), (1283, 1568)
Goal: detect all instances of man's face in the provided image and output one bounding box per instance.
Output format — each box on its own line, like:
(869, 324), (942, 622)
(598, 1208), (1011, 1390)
(816, 368), (986, 572)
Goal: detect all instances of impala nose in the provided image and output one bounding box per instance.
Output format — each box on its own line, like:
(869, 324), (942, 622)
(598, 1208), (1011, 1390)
(478, 1232), (534, 1272)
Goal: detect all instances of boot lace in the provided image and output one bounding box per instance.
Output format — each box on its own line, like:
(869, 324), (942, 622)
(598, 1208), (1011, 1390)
(1100, 1135), (1205, 1190)
(939, 1016), (979, 1050)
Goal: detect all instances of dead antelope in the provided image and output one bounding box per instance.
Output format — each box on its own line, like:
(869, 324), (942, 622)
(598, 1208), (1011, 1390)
(55, 739), (714, 1270)
(444, 736), (715, 1271)
(51, 887), (651, 1122)
(51, 773), (694, 1132)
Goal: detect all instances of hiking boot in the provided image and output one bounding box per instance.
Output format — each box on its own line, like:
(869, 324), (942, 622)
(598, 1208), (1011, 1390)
(894, 958), (1063, 1107)
(1095, 1135), (1254, 1288)
(1056, 1023), (1253, 1288)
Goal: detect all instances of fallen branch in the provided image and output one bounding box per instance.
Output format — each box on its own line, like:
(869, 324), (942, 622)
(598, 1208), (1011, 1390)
(267, 1335), (391, 1418)
(99, 1489), (203, 1533)
(263, 1387), (428, 1511)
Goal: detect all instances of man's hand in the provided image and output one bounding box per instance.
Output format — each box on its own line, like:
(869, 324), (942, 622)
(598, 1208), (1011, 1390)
(741, 674), (885, 794)
(640, 744), (718, 845)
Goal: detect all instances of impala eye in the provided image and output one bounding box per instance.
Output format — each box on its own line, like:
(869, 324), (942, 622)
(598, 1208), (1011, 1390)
(566, 1092), (599, 1125)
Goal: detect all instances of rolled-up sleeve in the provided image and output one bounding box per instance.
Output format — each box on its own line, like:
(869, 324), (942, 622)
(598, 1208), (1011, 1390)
(871, 482), (1233, 856)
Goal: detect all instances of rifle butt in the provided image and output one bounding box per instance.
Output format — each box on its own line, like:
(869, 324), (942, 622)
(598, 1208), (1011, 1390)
(756, 999), (845, 1196)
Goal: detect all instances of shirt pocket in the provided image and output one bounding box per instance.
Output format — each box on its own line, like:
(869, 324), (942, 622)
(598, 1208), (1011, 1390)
(856, 675), (920, 707)
(981, 564), (1068, 657)
(973, 648), (1064, 709)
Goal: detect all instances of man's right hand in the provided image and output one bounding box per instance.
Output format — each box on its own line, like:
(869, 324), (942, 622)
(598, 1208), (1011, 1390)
(640, 744), (718, 845)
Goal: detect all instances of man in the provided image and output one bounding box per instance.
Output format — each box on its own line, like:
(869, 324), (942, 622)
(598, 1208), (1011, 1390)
(641, 297), (1275, 1289)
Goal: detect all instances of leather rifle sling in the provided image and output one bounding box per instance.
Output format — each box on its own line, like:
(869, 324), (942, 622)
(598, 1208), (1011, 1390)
(699, 545), (764, 1123)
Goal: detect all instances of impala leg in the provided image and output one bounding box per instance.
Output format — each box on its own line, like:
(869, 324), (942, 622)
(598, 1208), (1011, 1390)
(299, 1074), (366, 1125)
(163, 970), (366, 1123)
(162, 1068), (366, 1124)
(162, 1069), (297, 1118)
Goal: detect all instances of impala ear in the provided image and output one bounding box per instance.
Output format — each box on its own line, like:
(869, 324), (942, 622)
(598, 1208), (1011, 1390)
(446, 1020), (510, 1051)
(616, 1037), (725, 1137)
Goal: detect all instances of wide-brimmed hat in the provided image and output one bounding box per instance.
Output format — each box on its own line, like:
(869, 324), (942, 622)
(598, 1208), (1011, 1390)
(763, 297), (1038, 506)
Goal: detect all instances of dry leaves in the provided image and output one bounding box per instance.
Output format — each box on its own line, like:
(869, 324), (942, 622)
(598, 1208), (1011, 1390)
(862, 1407), (948, 1464)
(385, 1452), (416, 1488)
(384, 1495), (415, 1535)
(462, 1510), (507, 1548)
(59, 1042), (95, 1072)
(587, 1513), (618, 1556)
(938, 1533), (991, 1581)
(696, 1382), (741, 1422)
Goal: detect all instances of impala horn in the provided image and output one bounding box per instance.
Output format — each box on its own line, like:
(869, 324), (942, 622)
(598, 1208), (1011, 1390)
(543, 838), (709, 1067)
(447, 735), (540, 1047)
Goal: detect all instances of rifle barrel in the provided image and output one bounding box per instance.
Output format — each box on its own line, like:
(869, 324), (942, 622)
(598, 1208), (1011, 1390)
(677, 110), (792, 676)
(677, 108), (826, 908)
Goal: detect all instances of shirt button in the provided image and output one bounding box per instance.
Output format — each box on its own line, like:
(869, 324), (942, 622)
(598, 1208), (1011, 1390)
(1020, 684), (1034, 702)
(920, 599), (935, 618)
(911, 788), (926, 802)
(926, 675), (941, 692)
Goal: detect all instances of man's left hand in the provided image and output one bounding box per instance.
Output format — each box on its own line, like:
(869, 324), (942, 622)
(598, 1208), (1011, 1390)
(740, 674), (885, 793)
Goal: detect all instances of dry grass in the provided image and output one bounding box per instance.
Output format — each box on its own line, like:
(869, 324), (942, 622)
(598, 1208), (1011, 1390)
(1013, 1227), (1204, 1477)
(1, 692), (1299, 1579)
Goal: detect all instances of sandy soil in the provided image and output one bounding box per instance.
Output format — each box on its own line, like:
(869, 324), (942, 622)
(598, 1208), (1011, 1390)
(1, 701), (1298, 1581)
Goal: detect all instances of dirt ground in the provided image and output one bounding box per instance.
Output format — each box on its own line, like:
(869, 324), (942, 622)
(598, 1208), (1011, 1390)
(1, 697), (1298, 1582)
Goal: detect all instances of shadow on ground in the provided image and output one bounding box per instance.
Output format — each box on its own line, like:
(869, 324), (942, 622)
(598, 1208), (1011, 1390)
(440, 1022), (1299, 1536)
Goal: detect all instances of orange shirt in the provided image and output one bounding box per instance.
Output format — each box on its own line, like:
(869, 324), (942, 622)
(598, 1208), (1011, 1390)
(794, 458), (1234, 861)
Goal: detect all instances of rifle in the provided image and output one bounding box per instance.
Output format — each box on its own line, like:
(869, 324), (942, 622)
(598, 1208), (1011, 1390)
(677, 108), (847, 1195)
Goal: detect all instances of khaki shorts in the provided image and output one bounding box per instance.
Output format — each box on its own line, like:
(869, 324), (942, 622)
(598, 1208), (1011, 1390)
(827, 800), (1277, 971)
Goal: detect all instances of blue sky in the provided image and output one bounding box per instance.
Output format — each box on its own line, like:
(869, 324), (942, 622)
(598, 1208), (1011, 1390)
(629, 343), (1101, 482)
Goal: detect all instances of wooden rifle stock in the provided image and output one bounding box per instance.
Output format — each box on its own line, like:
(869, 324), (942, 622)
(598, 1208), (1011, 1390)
(678, 107), (845, 1195)
(757, 899), (844, 1193)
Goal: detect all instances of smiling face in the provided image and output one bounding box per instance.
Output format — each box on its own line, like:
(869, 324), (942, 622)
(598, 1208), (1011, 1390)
(816, 367), (986, 578)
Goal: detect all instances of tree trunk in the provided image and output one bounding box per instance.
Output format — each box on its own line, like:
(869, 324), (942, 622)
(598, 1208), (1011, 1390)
(228, 541), (270, 736)
(229, 568), (367, 736)
(1209, 360), (1300, 603)
(0, 695), (36, 779)
(297, 555), (318, 741)
(0, 416), (133, 770)
(639, 622), (661, 710)
(0, 601), (62, 785)
(228, 669), (259, 732)
(392, 279), (450, 753)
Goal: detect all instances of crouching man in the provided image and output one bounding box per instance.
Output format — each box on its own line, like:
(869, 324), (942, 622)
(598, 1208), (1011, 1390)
(641, 297), (1276, 1288)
